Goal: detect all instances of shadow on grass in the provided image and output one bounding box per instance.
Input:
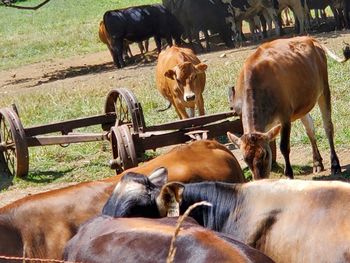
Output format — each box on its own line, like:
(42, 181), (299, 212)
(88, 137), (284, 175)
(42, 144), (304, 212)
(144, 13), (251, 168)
(271, 161), (313, 176)
(312, 164), (350, 182)
(23, 168), (74, 184)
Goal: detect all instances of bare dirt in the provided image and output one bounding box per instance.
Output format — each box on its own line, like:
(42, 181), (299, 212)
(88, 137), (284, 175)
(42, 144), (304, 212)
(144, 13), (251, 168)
(1, 31), (350, 207)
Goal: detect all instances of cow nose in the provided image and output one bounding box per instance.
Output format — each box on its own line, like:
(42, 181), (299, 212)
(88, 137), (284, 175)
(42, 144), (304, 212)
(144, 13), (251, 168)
(185, 94), (195, 101)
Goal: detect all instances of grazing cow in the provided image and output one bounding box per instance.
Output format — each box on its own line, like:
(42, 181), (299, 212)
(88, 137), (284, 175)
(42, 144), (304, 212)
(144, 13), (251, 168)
(64, 216), (275, 263)
(104, 171), (350, 263)
(156, 46), (207, 119)
(103, 4), (183, 68)
(227, 36), (349, 179)
(0, 140), (244, 261)
(98, 21), (149, 60)
(163, 0), (234, 50)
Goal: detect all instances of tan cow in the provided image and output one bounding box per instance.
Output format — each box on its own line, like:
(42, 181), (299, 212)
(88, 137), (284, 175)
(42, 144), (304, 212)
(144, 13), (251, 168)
(0, 140), (244, 261)
(227, 36), (349, 179)
(156, 46), (207, 119)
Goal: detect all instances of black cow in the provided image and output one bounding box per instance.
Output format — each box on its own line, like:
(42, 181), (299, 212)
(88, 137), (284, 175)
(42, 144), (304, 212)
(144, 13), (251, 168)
(64, 216), (275, 263)
(103, 4), (183, 68)
(163, 0), (234, 50)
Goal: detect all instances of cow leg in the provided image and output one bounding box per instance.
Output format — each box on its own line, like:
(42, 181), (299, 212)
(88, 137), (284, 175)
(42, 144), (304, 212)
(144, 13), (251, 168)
(154, 36), (162, 53)
(196, 93), (205, 116)
(317, 93), (341, 175)
(262, 10), (273, 37)
(259, 14), (268, 38)
(111, 38), (125, 68)
(280, 122), (293, 179)
(300, 114), (324, 173)
(265, 8), (281, 36)
(203, 30), (211, 51)
(173, 100), (189, 119)
(291, 4), (305, 33)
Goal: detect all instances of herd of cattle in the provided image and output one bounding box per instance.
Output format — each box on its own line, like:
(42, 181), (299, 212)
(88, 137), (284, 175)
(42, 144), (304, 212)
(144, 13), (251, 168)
(99, 0), (350, 68)
(1, 1), (350, 262)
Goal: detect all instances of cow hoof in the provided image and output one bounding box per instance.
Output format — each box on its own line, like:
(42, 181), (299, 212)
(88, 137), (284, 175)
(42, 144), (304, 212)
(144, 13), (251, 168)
(284, 169), (294, 179)
(331, 165), (342, 175)
(313, 163), (324, 174)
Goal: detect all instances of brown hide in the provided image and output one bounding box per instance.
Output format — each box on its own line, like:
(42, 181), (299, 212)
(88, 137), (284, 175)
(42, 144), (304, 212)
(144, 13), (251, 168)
(0, 140), (243, 261)
(156, 179), (350, 263)
(228, 36), (343, 179)
(156, 46), (207, 119)
(64, 217), (274, 263)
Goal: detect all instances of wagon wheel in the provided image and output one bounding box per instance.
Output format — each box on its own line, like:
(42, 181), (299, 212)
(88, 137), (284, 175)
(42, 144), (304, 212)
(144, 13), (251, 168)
(109, 125), (138, 173)
(0, 108), (29, 178)
(104, 88), (145, 133)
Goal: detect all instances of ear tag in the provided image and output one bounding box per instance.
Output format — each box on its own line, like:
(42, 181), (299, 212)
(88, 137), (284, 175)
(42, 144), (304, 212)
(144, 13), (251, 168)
(167, 195), (180, 217)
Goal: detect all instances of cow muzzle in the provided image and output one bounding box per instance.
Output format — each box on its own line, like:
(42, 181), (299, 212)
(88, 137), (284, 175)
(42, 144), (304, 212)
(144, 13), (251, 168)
(184, 93), (196, 102)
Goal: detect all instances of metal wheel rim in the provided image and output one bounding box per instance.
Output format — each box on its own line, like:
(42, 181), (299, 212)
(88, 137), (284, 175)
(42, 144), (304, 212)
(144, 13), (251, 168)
(119, 124), (138, 168)
(104, 88), (145, 132)
(0, 108), (29, 178)
(111, 126), (129, 173)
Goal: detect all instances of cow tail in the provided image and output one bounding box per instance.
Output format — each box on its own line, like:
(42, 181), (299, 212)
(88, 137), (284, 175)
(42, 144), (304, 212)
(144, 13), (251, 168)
(321, 43), (350, 63)
(156, 101), (172, 112)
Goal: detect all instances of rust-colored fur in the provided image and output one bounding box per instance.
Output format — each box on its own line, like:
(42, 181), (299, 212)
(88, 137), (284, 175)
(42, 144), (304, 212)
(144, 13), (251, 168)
(0, 140), (243, 261)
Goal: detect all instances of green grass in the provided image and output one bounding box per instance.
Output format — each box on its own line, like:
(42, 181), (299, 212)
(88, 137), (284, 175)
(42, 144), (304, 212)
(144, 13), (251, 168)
(0, 0), (159, 70)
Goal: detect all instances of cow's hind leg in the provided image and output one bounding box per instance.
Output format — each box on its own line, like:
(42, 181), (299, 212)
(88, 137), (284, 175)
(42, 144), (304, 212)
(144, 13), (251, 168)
(318, 93), (341, 174)
(280, 122), (293, 179)
(300, 114), (324, 173)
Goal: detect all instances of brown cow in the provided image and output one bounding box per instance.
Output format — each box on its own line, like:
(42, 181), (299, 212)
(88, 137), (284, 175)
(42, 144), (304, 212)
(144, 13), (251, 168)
(227, 36), (350, 179)
(104, 171), (350, 263)
(64, 216), (275, 263)
(156, 46), (207, 119)
(0, 140), (243, 262)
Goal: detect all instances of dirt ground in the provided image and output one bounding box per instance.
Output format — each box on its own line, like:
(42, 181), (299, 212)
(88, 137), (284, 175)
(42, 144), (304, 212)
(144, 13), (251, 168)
(1, 31), (350, 207)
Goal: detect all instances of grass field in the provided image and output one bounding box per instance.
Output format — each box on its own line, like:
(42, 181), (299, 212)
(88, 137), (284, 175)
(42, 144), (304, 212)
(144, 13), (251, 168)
(1, 1), (350, 192)
(0, 0), (159, 70)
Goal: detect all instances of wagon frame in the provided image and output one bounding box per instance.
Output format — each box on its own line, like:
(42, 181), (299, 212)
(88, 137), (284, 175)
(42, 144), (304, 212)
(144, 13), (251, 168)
(0, 88), (244, 180)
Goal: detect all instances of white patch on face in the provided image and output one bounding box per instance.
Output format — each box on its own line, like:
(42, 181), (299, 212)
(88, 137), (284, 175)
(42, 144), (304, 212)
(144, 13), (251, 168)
(114, 181), (146, 196)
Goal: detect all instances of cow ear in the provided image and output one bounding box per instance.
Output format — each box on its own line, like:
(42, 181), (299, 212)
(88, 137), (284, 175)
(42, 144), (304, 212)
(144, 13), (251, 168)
(156, 182), (185, 217)
(165, 69), (176, 80)
(149, 167), (168, 187)
(195, 63), (208, 72)
(265, 125), (281, 142)
(227, 132), (242, 147)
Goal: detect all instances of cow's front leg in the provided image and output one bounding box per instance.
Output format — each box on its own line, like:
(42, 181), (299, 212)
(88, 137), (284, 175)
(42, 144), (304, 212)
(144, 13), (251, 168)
(173, 99), (189, 119)
(280, 121), (293, 179)
(115, 39), (126, 68)
(154, 36), (162, 53)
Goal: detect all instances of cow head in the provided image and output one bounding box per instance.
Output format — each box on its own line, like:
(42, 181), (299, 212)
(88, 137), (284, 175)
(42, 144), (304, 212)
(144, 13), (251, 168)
(102, 168), (184, 218)
(227, 125), (281, 179)
(164, 62), (207, 102)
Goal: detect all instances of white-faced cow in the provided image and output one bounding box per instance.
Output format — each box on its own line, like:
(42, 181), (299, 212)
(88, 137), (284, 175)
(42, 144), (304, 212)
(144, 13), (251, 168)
(104, 170), (350, 263)
(156, 46), (207, 119)
(64, 216), (275, 263)
(103, 4), (183, 68)
(227, 36), (349, 179)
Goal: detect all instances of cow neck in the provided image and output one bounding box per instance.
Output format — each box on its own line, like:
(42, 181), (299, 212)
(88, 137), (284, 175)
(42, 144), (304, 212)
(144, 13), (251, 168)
(180, 182), (241, 232)
(241, 86), (272, 134)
